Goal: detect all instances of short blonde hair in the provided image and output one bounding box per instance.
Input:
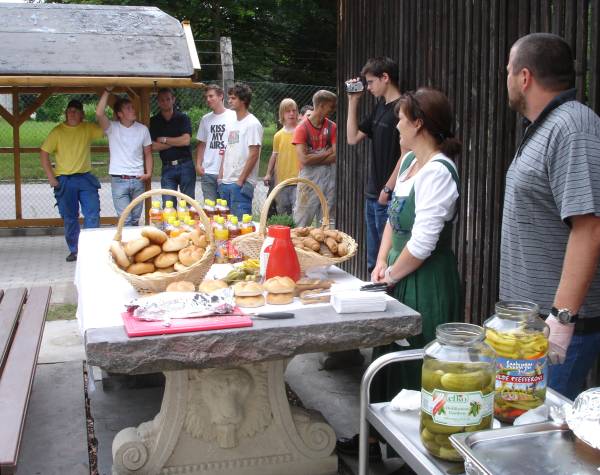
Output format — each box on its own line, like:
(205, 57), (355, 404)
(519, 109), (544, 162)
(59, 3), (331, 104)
(278, 98), (298, 124)
(312, 90), (337, 108)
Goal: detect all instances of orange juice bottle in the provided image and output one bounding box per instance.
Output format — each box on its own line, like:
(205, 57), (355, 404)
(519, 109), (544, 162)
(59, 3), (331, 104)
(170, 220), (183, 237)
(177, 200), (190, 221)
(163, 200), (176, 224)
(149, 200), (163, 229)
(221, 199), (230, 218)
(214, 225), (229, 263)
(203, 199), (216, 220)
(240, 214), (256, 234)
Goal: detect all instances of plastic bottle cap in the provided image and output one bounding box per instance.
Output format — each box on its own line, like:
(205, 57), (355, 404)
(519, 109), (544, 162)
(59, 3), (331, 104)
(173, 220), (180, 227)
(179, 200), (187, 207)
(152, 200), (161, 208)
(243, 214), (252, 223)
(204, 198), (210, 204)
(165, 201), (174, 208)
(167, 217), (176, 223)
(267, 225), (291, 239)
(222, 200), (228, 206)
(230, 216), (238, 225)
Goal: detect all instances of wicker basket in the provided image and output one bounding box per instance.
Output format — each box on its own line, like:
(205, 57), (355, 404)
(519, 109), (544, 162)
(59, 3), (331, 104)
(109, 189), (215, 293)
(232, 177), (357, 272)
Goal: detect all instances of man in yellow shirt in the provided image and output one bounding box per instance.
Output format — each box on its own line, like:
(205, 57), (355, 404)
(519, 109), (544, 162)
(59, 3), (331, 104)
(263, 98), (300, 215)
(40, 99), (104, 261)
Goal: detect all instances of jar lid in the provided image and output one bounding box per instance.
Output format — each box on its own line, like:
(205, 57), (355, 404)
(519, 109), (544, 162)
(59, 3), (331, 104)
(267, 225), (291, 239)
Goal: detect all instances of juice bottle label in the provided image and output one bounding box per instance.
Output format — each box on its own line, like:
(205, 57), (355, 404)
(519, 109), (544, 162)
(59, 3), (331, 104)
(421, 389), (494, 426)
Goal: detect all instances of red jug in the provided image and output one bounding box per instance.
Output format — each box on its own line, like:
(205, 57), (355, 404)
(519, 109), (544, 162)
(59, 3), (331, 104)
(259, 225), (301, 281)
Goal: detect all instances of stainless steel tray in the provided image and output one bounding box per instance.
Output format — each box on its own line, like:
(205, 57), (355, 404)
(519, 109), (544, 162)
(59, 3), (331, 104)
(450, 421), (600, 475)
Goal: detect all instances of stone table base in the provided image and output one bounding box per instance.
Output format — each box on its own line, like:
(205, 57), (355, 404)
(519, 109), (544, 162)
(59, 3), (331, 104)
(111, 359), (337, 475)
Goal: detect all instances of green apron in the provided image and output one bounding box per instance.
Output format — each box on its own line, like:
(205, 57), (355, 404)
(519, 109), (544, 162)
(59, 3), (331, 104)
(371, 153), (463, 402)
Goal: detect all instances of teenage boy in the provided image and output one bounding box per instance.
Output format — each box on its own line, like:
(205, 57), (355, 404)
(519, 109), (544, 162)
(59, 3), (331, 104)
(150, 88), (194, 204)
(346, 56), (403, 273)
(219, 83), (263, 219)
(195, 84), (236, 201)
(40, 99), (104, 262)
(96, 89), (153, 226)
(263, 98), (300, 215)
(293, 90), (337, 227)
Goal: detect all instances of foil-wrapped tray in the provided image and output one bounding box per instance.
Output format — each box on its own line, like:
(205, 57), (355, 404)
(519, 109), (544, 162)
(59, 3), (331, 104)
(450, 421), (600, 475)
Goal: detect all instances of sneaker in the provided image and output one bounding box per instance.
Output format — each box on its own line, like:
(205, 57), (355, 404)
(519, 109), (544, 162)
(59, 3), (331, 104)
(336, 434), (382, 461)
(66, 252), (78, 262)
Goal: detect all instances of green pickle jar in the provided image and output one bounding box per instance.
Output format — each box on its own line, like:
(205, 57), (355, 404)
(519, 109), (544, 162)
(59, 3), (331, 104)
(483, 301), (549, 423)
(420, 323), (495, 461)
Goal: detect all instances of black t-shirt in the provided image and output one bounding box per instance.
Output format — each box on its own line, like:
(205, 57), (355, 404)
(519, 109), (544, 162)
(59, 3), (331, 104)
(358, 98), (400, 198)
(149, 111), (193, 162)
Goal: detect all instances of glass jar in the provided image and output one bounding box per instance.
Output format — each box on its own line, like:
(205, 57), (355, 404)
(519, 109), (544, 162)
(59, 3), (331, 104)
(483, 300), (549, 423)
(420, 323), (496, 461)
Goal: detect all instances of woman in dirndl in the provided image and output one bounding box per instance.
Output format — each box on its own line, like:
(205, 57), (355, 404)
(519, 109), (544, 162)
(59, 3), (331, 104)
(370, 87), (463, 399)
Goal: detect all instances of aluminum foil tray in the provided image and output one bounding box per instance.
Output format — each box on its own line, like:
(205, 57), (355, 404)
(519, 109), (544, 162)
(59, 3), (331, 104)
(450, 421), (600, 475)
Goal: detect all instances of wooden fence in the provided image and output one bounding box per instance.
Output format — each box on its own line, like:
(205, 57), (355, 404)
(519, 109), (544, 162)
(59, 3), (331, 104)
(336, 0), (600, 325)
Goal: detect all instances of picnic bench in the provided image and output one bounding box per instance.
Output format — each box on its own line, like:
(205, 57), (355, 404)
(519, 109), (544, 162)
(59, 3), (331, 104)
(0, 286), (51, 475)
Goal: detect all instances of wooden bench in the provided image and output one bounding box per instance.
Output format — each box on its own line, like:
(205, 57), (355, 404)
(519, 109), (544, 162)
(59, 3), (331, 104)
(0, 287), (51, 475)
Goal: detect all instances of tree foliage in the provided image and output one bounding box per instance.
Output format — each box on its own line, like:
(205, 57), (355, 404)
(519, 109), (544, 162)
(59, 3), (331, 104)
(46, 0), (336, 85)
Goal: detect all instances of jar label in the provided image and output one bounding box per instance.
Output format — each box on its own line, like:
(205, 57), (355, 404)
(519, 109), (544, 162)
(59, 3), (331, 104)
(421, 389), (494, 426)
(495, 356), (547, 397)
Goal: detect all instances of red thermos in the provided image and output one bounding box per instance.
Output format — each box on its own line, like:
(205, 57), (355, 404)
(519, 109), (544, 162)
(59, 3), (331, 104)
(259, 225), (301, 281)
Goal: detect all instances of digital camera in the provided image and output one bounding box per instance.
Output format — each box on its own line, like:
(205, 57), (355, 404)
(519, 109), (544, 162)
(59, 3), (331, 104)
(345, 79), (365, 93)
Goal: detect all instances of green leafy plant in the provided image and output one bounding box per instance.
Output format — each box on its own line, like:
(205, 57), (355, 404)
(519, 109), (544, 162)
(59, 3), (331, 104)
(267, 214), (295, 228)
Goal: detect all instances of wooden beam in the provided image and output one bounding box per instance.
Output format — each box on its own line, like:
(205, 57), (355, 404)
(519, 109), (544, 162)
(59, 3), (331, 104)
(0, 217), (118, 228)
(0, 76), (205, 89)
(12, 89), (21, 220)
(0, 103), (13, 124)
(17, 89), (53, 126)
(0, 87), (135, 94)
(138, 87), (152, 225)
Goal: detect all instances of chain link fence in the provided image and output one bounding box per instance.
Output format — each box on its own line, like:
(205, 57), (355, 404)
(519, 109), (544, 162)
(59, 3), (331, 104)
(0, 81), (336, 223)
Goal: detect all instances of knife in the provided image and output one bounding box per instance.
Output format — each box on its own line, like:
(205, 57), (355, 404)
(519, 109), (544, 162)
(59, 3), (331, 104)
(249, 312), (295, 320)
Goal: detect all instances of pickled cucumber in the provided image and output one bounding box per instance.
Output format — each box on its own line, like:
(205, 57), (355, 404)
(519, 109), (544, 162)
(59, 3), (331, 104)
(421, 415), (464, 435)
(434, 434), (454, 448)
(439, 446), (461, 461)
(421, 427), (436, 442)
(422, 369), (444, 391)
(464, 415), (493, 432)
(440, 371), (485, 392)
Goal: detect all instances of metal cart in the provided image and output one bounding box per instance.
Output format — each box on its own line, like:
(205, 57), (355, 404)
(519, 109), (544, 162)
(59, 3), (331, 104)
(358, 349), (572, 475)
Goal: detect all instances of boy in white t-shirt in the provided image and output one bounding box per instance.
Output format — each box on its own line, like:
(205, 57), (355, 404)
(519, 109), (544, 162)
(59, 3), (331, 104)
(219, 83), (263, 219)
(96, 89), (153, 226)
(195, 84), (236, 201)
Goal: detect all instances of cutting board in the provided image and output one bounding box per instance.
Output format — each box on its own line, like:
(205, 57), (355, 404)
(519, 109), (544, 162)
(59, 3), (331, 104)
(121, 310), (252, 337)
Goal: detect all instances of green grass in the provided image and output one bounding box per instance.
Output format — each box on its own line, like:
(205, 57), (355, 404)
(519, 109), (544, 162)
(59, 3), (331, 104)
(0, 120), (277, 181)
(46, 303), (77, 321)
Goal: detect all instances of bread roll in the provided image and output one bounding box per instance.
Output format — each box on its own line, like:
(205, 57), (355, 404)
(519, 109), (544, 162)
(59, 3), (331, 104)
(337, 242), (349, 257)
(324, 237), (338, 255)
(309, 228), (325, 242)
(263, 276), (296, 294)
(127, 262), (155, 275)
(110, 241), (130, 269)
(233, 281), (264, 296)
(154, 252), (179, 268)
(235, 295), (265, 308)
(295, 278), (333, 295)
(134, 244), (162, 263)
(125, 237), (150, 256)
(198, 279), (229, 293)
(266, 292), (294, 305)
(174, 262), (188, 272)
(162, 236), (189, 252)
(141, 226), (168, 245)
(166, 280), (196, 292)
(178, 245), (205, 266)
(190, 229), (208, 248)
(158, 265), (176, 273)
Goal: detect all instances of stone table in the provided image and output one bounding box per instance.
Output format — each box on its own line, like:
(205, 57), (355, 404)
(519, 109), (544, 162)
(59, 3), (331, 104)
(85, 301), (421, 475)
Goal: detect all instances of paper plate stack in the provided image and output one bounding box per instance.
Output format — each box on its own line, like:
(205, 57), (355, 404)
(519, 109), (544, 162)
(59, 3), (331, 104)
(331, 290), (387, 314)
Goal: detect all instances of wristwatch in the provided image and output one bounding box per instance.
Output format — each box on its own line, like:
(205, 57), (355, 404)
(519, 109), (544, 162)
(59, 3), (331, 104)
(161, 137), (168, 144)
(383, 186), (392, 196)
(550, 306), (579, 325)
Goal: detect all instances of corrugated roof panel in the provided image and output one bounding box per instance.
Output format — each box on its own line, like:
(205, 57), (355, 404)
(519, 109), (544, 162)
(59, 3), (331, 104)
(0, 3), (196, 77)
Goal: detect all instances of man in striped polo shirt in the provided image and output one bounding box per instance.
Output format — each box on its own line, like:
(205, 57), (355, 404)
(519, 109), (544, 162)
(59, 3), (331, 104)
(501, 33), (600, 400)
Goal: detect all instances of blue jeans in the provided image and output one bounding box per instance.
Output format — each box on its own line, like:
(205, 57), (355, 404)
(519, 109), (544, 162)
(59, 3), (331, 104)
(365, 198), (389, 272)
(549, 331), (600, 400)
(218, 182), (254, 220)
(161, 159), (196, 204)
(53, 173), (101, 253)
(111, 176), (145, 226)
(200, 173), (218, 202)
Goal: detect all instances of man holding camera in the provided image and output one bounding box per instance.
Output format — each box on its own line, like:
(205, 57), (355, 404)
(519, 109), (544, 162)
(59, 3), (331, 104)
(346, 57), (402, 273)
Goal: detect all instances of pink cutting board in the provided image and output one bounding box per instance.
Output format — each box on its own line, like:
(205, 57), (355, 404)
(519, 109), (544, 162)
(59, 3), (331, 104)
(121, 310), (253, 337)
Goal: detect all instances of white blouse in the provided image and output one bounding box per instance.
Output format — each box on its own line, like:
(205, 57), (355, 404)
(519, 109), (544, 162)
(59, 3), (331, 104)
(393, 152), (459, 260)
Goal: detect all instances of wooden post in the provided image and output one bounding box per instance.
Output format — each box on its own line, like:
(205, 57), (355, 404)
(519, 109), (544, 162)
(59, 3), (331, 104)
(12, 88), (21, 220)
(139, 87), (152, 224)
(220, 36), (234, 94)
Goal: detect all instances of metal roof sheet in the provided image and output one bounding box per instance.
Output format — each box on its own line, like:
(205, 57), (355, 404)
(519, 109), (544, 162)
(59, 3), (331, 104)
(0, 3), (196, 77)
